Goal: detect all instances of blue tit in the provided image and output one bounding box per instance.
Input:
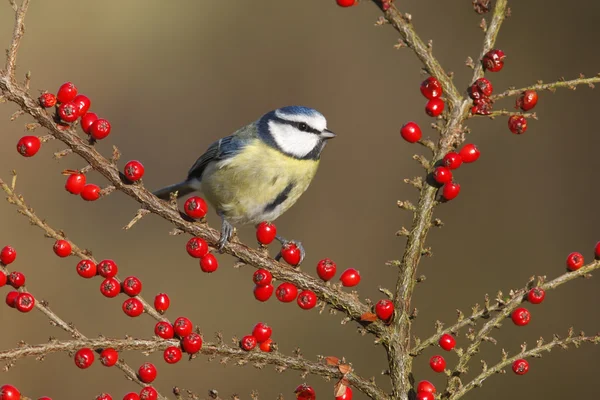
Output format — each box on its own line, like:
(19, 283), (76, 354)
(153, 106), (335, 256)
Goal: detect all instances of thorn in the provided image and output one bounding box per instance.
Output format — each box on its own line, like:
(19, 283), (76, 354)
(99, 185), (116, 197)
(395, 227), (410, 237)
(404, 177), (423, 189)
(393, 39), (407, 49)
(25, 122), (40, 131)
(53, 149), (73, 159)
(111, 145), (121, 165)
(378, 287), (394, 299)
(427, 39), (433, 51)
(24, 71), (31, 90)
(123, 209), (150, 230)
(465, 57), (475, 69)
(397, 200), (415, 211)
(403, 13), (412, 23)
(416, 275), (426, 283)
(374, 16), (388, 26)
(479, 18), (487, 32)
(432, 218), (444, 227)
(38, 134), (54, 143)
(10, 110), (24, 121)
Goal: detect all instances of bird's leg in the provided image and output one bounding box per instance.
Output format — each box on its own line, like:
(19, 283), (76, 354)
(218, 212), (234, 250)
(274, 235), (306, 265)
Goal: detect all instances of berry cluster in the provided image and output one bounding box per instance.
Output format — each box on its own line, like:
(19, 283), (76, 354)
(185, 236), (218, 273)
(239, 322), (275, 352)
(1, 246), (35, 313)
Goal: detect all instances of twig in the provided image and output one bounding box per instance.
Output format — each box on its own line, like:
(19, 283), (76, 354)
(4, 0), (29, 79)
(470, 110), (537, 119)
(471, 0), (508, 81)
(446, 331), (600, 399)
(0, 337), (387, 400)
(492, 75), (600, 100)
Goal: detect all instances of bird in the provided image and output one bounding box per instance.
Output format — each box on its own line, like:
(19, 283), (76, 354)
(153, 106), (335, 262)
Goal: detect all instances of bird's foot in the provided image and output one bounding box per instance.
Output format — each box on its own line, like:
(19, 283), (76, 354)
(218, 214), (234, 251)
(274, 235), (306, 265)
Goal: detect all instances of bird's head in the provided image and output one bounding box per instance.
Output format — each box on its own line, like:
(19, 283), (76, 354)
(258, 106), (335, 160)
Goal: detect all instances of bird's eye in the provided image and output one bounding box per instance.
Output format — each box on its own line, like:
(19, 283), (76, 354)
(298, 122), (308, 131)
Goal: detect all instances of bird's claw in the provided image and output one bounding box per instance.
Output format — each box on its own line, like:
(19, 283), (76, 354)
(275, 235), (306, 265)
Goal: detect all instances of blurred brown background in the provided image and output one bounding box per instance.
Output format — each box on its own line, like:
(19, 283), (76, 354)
(0, 0), (599, 399)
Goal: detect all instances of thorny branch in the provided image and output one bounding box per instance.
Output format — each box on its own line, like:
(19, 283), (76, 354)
(446, 330), (600, 399)
(492, 74), (600, 100)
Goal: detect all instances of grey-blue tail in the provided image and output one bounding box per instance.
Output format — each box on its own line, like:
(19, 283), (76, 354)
(153, 180), (197, 200)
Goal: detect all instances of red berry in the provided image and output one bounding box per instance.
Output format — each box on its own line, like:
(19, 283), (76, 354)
(470, 96), (493, 115)
(442, 182), (461, 200)
(469, 77), (493, 99)
(340, 268), (361, 287)
(184, 196), (208, 219)
(336, 0), (356, 6)
(253, 269), (273, 286)
(39, 93), (57, 108)
(240, 335), (258, 351)
(0, 245), (17, 265)
(72, 94), (91, 116)
(439, 333), (456, 351)
(416, 380), (436, 394)
(53, 239), (72, 257)
(96, 394), (112, 400)
(182, 333), (203, 354)
(459, 143), (480, 163)
(16, 135), (41, 157)
(335, 386), (352, 400)
(259, 338), (275, 352)
(566, 252), (584, 271)
(416, 393), (434, 400)
(100, 348), (119, 367)
(8, 271), (25, 288)
(295, 384), (316, 400)
(297, 290), (317, 310)
(15, 292), (35, 312)
(375, 299), (394, 322)
(252, 322), (272, 343)
(76, 259), (97, 278)
(123, 298), (144, 317)
(512, 358), (529, 375)
(58, 102), (79, 123)
(276, 282), (298, 302)
(432, 166), (453, 184)
(254, 283), (274, 302)
(511, 307), (531, 326)
(200, 253), (219, 273)
(122, 276), (142, 296)
(281, 243), (301, 266)
(80, 112), (98, 134)
(57, 82), (78, 103)
(90, 118), (112, 140)
(173, 317), (193, 337)
(154, 321), (174, 339)
(429, 355), (446, 372)
(163, 346), (182, 364)
(98, 259), (118, 278)
(186, 237), (209, 258)
(65, 173), (86, 195)
(442, 152), (462, 170)
(527, 287), (546, 304)
(81, 184), (101, 201)
(124, 160), (145, 182)
(508, 115), (527, 134)
(482, 49), (505, 72)
(425, 98), (444, 117)
(256, 221), (277, 245)
(0, 384), (21, 400)
(5, 291), (18, 308)
(139, 387), (158, 400)
(123, 393), (140, 400)
(595, 241), (600, 259)
(400, 121), (422, 143)
(74, 347), (95, 369)
(100, 278), (121, 298)
(0, 271), (6, 287)
(420, 76), (443, 100)
(154, 293), (170, 314)
(138, 362), (157, 383)
(316, 258), (337, 281)
(516, 90), (538, 111)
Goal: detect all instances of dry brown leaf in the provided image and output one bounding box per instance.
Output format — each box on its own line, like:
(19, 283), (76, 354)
(325, 356), (340, 366)
(360, 312), (377, 322)
(338, 364), (352, 375)
(334, 381), (347, 398)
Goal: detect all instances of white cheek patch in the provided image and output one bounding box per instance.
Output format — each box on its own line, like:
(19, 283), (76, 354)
(268, 121), (319, 158)
(275, 109), (327, 132)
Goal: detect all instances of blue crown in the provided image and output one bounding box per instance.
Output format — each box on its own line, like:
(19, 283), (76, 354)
(277, 106), (322, 118)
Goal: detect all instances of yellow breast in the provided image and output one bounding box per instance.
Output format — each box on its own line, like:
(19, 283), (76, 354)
(200, 140), (320, 225)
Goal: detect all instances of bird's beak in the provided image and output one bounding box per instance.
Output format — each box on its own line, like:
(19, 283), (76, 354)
(321, 129), (336, 140)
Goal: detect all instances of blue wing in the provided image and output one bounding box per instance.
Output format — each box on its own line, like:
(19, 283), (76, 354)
(186, 135), (246, 181)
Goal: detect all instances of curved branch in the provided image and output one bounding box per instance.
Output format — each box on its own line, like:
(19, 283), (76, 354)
(471, 0), (508, 82)
(4, 0), (29, 78)
(491, 75), (600, 100)
(0, 337), (387, 400)
(447, 330), (600, 400)
(0, 80), (383, 338)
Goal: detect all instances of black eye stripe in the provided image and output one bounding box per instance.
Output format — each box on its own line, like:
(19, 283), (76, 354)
(272, 116), (321, 135)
